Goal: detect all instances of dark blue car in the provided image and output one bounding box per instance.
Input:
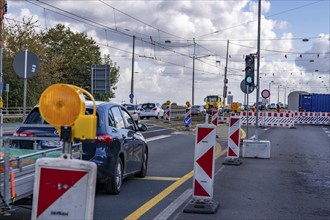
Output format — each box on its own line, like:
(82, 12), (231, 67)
(13, 102), (148, 194)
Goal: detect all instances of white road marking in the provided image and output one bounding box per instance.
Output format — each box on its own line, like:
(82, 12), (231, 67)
(162, 164), (226, 220)
(153, 188), (192, 220)
(146, 135), (172, 142)
(144, 128), (171, 134)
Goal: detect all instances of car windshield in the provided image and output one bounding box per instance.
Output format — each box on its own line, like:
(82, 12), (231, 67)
(192, 106), (200, 109)
(142, 103), (155, 109)
(207, 96), (219, 102)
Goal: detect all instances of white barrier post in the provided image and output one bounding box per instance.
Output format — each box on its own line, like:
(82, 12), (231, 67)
(211, 109), (218, 126)
(223, 116), (242, 165)
(165, 105), (171, 121)
(184, 107), (192, 130)
(183, 124), (219, 214)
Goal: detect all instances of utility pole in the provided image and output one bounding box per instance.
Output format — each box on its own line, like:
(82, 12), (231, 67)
(255, 0), (261, 140)
(0, 0), (7, 146)
(223, 40), (229, 106)
(130, 35), (135, 104)
(192, 38), (195, 105)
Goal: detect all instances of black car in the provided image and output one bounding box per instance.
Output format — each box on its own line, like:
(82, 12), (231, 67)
(12, 102), (148, 194)
(12, 107), (60, 149)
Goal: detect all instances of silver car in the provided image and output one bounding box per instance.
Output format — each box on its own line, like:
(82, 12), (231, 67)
(123, 104), (140, 123)
(140, 103), (164, 119)
(191, 105), (206, 115)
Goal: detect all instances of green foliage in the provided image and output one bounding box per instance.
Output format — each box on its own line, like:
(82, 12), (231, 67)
(3, 18), (120, 106)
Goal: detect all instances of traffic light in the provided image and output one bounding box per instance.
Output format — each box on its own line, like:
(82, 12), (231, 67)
(245, 54), (255, 86)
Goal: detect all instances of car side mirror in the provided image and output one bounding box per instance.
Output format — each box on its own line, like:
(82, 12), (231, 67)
(138, 124), (147, 131)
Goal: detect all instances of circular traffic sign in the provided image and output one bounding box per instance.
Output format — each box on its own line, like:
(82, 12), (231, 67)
(13, 51), (40, 78)
(184, 117), (191, 125)
(129, 93), (134, 99)
(261, 89), (270, 99)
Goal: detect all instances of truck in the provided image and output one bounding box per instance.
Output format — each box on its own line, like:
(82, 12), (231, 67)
(204, 95), (225, 113)
(288, 91), (330, 112)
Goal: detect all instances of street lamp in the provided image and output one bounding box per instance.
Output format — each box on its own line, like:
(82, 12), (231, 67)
(268, 81), (274, 103)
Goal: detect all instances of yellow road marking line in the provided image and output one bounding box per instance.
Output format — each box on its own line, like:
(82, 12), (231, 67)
(124, 142), (227, 220)
(137, 176), (180, 181)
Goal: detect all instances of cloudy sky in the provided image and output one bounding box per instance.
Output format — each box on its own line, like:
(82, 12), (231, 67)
(7, 0), (330, 105)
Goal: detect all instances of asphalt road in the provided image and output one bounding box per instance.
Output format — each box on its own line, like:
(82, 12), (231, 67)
(1, 123), (330, 220)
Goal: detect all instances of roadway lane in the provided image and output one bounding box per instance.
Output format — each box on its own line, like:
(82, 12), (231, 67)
(3, 124), (329, 219)
(93, 127), (195, 219)
(172, 125), (330, 219)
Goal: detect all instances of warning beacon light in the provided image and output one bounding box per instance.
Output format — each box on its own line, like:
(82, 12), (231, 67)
(39, 83), (97, 140)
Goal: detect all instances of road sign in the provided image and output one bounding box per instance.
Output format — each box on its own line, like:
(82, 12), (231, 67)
(240, 79), (254, 94)
(129, 93), (134, 99)
(13, 51), (40, 78)
(261, 89), (270, 99)
(184, 117), (191, 125)
(91, 64), (111, 94)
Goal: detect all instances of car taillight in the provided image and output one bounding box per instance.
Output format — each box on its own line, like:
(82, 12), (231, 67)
(140, 108), (144, 111)
(13, 131), (34, 137)
(96, 134), (113, 143)
(132, 111), (138, 115)
(196, 110), (200, 112)
(152, 107), (157, 111)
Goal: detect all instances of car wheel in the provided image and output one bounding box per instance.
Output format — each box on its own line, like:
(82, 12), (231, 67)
(146, 116), (149, 119)
(135, 150), (148, 178)
(104, 158), (123, 195)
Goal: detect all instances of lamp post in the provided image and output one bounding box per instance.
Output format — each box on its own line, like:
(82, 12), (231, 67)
(192, 38), (195, 105)
(268, 80), (274, 104)
(277, 84), (280, 104)
(130, 35), (136, 104)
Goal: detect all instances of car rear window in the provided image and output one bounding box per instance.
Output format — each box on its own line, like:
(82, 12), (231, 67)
(126, 105), (135, 110)
(25, 109), (49, 124)
(142, 103), (155, 109)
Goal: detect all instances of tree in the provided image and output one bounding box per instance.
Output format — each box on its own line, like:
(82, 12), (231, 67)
(3, 19), (120, 107)
(4, 17), (51, 107)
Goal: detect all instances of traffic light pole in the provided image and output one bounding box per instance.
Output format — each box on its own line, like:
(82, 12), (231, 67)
(223, 40), (229, 105)
(254, 0), (261, 140)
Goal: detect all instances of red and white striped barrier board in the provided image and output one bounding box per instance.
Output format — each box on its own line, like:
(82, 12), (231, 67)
(211, 109), (218, 126)
(227, 116), (241, 159)
(222, 111), (330, 126)
(293, 112), (330, 125)
(237, 111), (295, 128)
(165, 105), (171, 121)
(32, 158), (97, 220)
(193, 124), (216, 199)
(317, 112), (330, 125)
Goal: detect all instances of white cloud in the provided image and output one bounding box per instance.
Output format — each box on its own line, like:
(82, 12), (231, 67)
(7, 0), (329, 105)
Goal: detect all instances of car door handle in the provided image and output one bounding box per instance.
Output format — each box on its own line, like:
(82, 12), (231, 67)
(122, 134), (127, 139)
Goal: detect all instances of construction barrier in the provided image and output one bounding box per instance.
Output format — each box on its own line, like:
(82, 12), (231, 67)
(184, 107), (192, 129)
(223, 116), (242, 165)
(165, 105), (171, 121)
(219, 111), (330, 126)
(211, 110), (218, 126)
(183, 124), (219, 214)
(293, 112), (330, 125)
